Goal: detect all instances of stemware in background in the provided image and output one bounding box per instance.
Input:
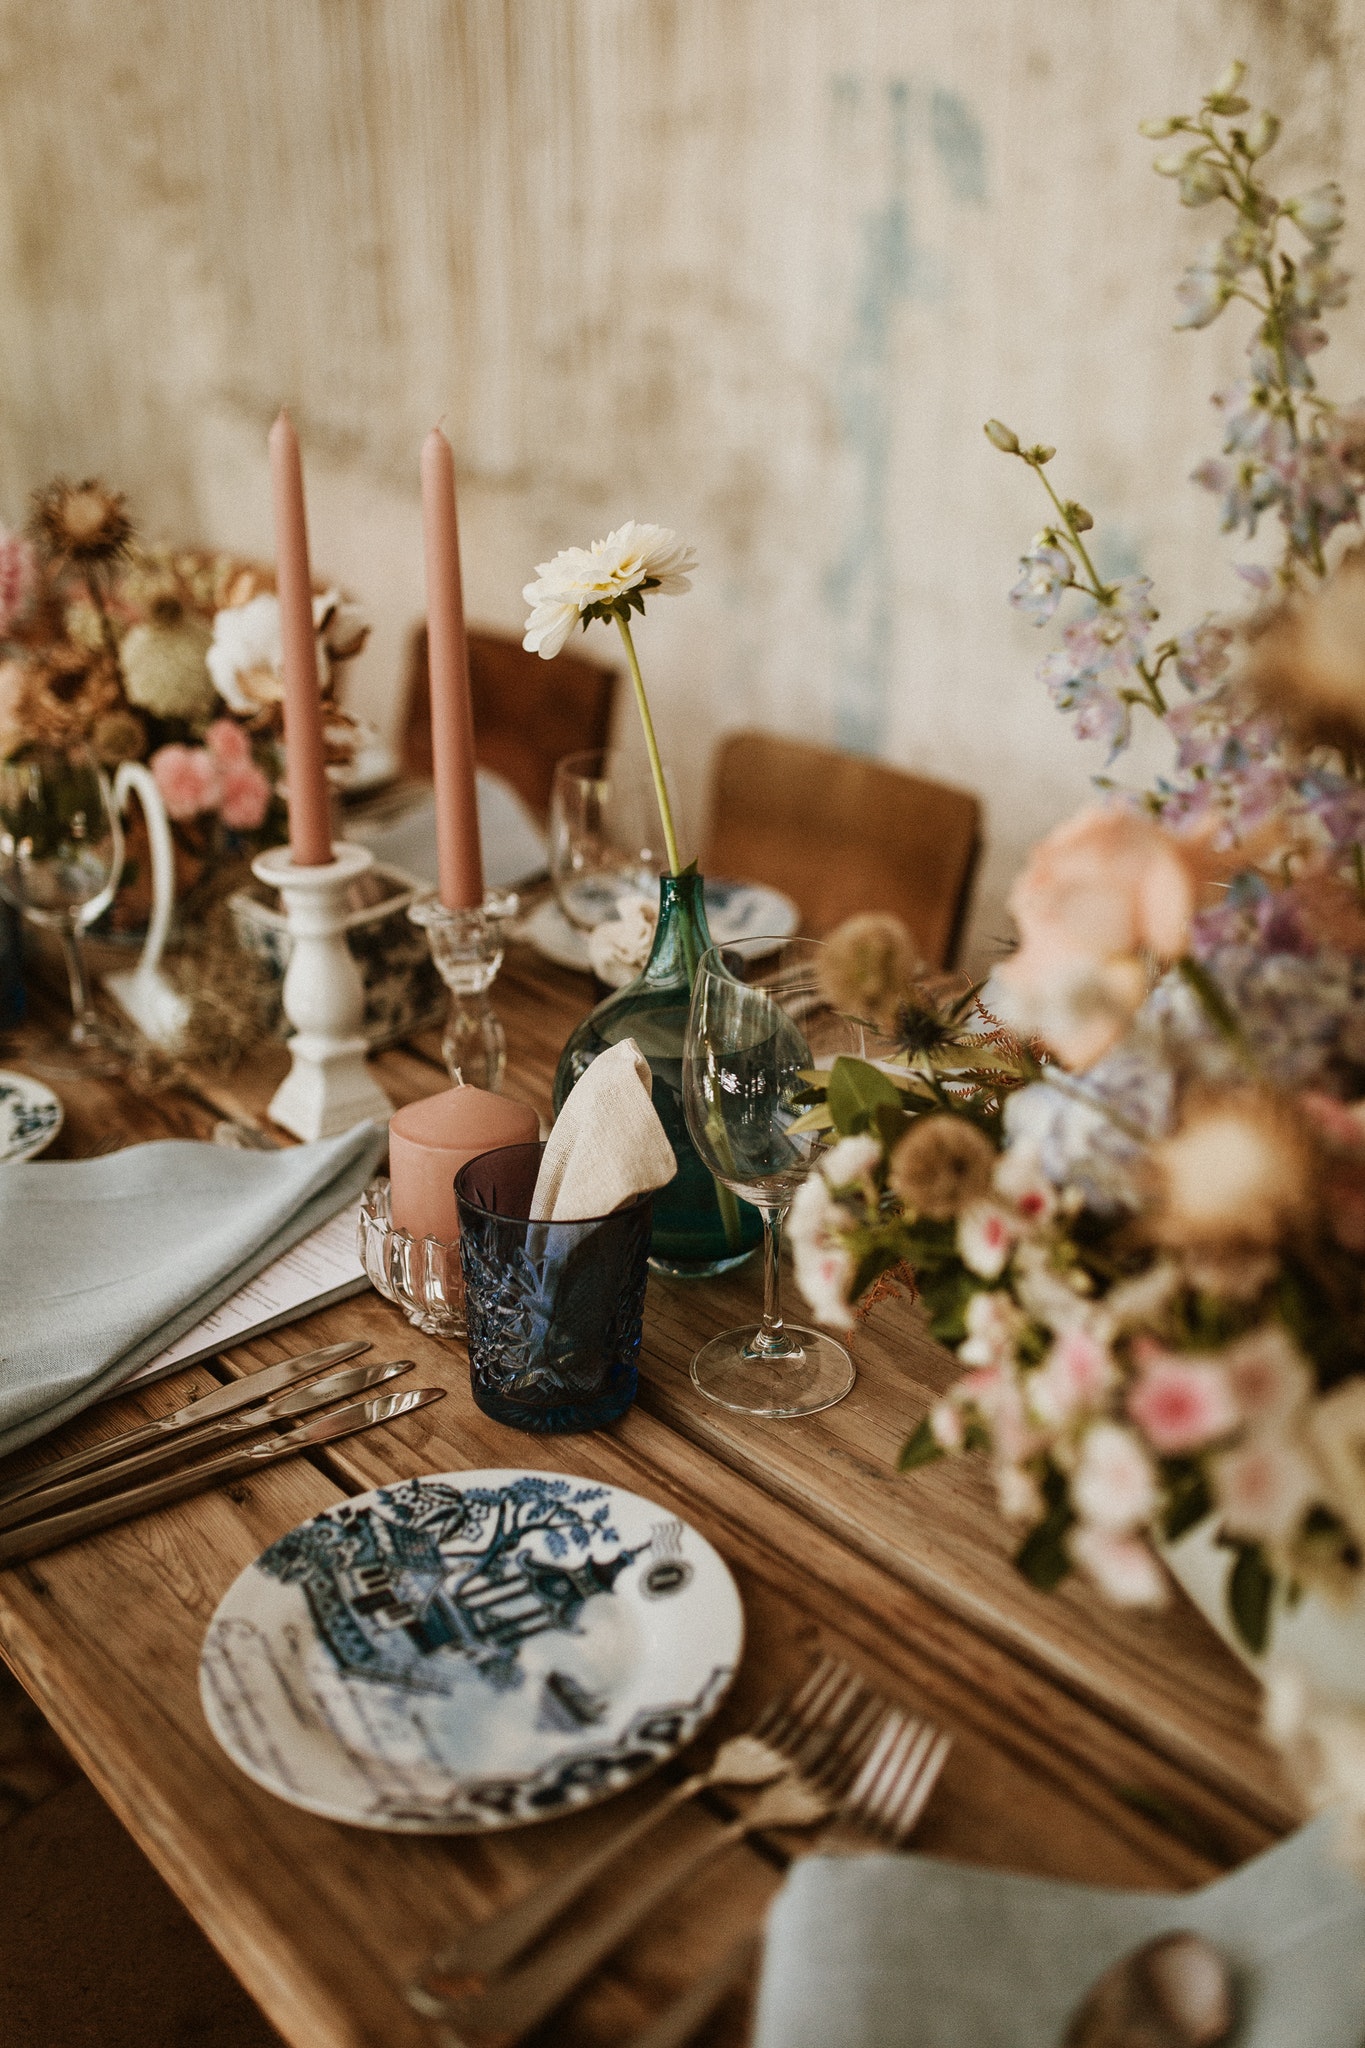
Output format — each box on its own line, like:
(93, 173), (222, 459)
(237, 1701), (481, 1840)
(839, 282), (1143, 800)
(0, 746), (125, 1071)
(549, 748), (677, 932)
(683, 936), (863, 1418)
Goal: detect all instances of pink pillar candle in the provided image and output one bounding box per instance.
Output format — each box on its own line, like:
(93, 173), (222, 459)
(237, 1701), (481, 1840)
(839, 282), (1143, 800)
(388, 1085), (539, 1243)
(420, 425), (484, 911)
(270, 409), (333, 868)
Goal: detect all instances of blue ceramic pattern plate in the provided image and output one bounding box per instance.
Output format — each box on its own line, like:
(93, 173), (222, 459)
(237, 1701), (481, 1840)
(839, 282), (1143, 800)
(0, 1071), (63, 1163)
(199, 1469), (743, 1832)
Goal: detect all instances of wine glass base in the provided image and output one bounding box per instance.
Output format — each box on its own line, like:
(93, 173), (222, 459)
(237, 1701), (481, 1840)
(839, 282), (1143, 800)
(689, 1326), (854, 1419)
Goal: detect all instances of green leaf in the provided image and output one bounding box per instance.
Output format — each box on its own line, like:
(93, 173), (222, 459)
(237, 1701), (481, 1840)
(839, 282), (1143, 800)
(873, 1101), (910, 1151)
(1014, 1505), (1074, 1592)
(899, 1416), (946, 1471)
(1227, 1542), (1274, 1655)
(1160, 1460), (1213, 1543)
(825, 1056), (907, 1136)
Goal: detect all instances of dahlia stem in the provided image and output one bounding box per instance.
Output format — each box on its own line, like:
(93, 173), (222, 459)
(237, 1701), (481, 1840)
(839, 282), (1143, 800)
(614, 612), (681, 876)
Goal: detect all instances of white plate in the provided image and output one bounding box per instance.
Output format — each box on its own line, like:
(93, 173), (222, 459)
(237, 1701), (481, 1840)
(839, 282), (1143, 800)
(0, 1071), (63, 1163)
(200, 1469), (742, 1833)
(523, 880), (800, 975)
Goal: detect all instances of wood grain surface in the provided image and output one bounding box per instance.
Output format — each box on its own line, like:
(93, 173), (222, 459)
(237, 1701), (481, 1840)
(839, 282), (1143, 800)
(0, 931), (1299, 2048)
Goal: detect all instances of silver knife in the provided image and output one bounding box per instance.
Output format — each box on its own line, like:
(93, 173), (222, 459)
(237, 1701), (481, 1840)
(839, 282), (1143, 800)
(0, 1337), (371, 1512)
(0, 1358), (415, 1532)
(0, 1384), (447, 1568)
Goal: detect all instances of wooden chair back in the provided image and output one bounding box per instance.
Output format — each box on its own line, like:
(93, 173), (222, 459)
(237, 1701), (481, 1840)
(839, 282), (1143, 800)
(400, 626), (618, 823)
(702, 730), (981, 968)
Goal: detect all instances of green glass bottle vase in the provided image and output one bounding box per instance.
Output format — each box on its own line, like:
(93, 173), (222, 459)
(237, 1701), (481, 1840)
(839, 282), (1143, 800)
(552, 869), (763, 1278)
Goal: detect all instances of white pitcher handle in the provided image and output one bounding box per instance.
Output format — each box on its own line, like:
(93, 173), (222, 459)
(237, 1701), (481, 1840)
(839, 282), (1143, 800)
(111, 760), (176, 978)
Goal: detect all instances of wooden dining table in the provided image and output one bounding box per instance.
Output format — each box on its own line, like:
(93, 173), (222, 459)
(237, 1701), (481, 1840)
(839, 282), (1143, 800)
(0, 923), (1300, 2048)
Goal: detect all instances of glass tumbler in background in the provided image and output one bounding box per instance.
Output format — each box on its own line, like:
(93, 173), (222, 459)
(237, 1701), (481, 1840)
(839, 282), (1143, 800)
(548, 748), (677, 932)
(683, 936), (866, 1419)
(0, 745), (124, 1071)
(456, 1141), (653, 1433)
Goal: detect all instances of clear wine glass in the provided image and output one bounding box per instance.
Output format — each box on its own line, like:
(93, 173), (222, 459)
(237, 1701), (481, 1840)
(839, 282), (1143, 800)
(683, 935), (863, 1418)
(0, 745), (125, 1070)
(549, 748), (677, 933)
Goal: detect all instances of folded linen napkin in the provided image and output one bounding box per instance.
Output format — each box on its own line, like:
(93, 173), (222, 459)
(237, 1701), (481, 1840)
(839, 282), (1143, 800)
(0, 1121), (382, 1460)
(530, 1038), (676, 1222)
(752, 1817), (1365, 2048)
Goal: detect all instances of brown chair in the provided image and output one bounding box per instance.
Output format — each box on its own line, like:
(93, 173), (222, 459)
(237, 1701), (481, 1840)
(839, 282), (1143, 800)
(702, 730), (981, 969)
(400, 625), (619, 823)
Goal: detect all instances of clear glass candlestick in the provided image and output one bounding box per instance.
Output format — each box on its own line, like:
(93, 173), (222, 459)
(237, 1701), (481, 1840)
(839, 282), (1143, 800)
(408, 888), (518, 1091)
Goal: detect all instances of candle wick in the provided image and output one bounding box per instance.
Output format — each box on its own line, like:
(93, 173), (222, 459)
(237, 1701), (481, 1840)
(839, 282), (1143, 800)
(451, 1066), (465, 1088)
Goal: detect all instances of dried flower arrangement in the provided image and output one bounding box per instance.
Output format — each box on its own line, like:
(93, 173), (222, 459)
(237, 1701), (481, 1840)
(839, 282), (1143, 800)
(0, 479), (369, 922)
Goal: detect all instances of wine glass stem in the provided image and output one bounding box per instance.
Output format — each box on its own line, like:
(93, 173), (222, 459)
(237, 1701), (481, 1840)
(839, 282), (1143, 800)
(59, 916), (94, 1044)
(750, 1204), (791, 1357)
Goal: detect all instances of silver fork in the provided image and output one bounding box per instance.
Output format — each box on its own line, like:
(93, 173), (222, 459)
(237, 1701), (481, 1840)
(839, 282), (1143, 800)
(621, 1706), (954, 2048)
(412, 1651), (869, 1998)
(414, 1665), (894, 2043)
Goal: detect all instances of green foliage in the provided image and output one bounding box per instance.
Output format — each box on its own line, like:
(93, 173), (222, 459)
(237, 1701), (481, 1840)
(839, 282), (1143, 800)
(1226, 1540), (1275, 1654)
(1159, 1459), (1213, 1542)
(1014, 1467), (1075, 1592)
(899, 1416), (946, 1471)
(826, 1055), (910, 1136)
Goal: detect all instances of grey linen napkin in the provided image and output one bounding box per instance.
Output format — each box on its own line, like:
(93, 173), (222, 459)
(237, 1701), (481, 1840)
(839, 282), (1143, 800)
(0, 1121), (383, 1459)
(753, 1817), (1365, 2048)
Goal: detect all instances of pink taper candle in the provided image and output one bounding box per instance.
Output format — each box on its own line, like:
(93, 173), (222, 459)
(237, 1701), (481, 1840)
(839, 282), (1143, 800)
(269, 409), (333, 868)
(420, 425), (484, 910)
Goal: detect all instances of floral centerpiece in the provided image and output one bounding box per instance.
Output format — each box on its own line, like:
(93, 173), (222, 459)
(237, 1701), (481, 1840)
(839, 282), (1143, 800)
(0, 478), (368, 926)
(787, 65), (1365, 1862)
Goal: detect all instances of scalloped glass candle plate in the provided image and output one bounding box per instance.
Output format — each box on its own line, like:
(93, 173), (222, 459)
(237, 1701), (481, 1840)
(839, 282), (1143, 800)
(0, 1071), (63, 1163)
(199, 1469), (743, 1833)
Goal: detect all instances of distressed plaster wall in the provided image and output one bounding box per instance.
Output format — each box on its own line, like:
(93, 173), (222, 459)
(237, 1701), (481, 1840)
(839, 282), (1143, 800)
(0, 0), (1360, 962)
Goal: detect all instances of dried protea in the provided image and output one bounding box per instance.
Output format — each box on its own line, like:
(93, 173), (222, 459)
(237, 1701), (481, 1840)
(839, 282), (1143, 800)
(1146, 1086), (1318, 1280)
(1242, 545), (1365, 754)
(888, 1114), (997, 1220)
(11, 646), (121, 752)
(819, 912), (923, 1033)
(30, 478), (133, 569)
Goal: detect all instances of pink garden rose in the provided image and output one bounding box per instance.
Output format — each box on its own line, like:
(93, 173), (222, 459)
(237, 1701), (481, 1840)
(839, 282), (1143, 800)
(205, 716), (253, 768)
(1211, 1434), (1317, 1543)
(1127, 1346), (1240, 1453)
(1028, 1328), (1114, 1427)
(1071, 1421), (1159, 1533)
(151, 742), (220, 820)
(218, 758), (272, 831)
(995, 805), (1210, 1069)
(1069, 1524), (1167, 1606)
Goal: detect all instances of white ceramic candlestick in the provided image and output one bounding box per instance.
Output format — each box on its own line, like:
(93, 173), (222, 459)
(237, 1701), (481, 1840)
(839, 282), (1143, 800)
(251, 842), (392, 1140)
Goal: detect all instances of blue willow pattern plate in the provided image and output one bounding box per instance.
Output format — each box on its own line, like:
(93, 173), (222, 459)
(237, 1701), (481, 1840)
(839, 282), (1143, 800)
(0, 1071), (63, 1164)
(199, 1470), (743, 1832)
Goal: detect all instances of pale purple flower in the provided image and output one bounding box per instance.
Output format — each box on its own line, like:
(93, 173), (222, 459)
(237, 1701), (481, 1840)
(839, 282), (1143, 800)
(1286, 183), (1346, 243)
(1192, 455), (1280, 536)
(1174, 266), (1230, 330)
(1009, 537), (1072, 625)
(1172, 619), (1234, 694)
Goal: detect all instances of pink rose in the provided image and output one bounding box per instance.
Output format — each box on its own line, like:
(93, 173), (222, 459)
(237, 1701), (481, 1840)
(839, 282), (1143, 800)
(1069, 1525), (1167, 1606)
(151, 743), (220, 820)
(218, 758), (272, 831)
(1028, 1328), (1114, 1427)
(1220, 1327), (1310, 1425)
(205, 717), (252, 768)
(1071, 1422), (1158, 1532)
(1212, 1434), (1317, 1543)
(996, 806), (1211, 1069)
(0, 530), (36, 634)
(1127, 1349), (1239, 1453)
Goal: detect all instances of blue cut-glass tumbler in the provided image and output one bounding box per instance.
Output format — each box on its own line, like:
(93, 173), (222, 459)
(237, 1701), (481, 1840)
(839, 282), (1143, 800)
(455, 1142), (652, 1433)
